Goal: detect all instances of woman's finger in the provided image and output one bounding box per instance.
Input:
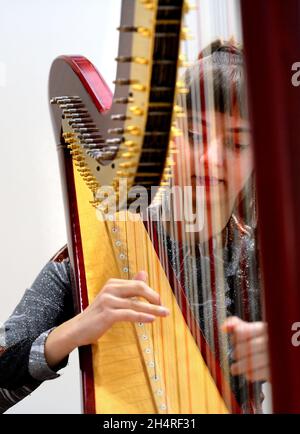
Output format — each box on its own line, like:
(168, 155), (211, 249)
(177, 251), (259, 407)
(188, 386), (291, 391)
(111, 308), (158, 324)
(233, 336), (267, 360)
(102, 293), (169, 317)
(230, 322), (267, 345)
(231, 352), (269, 376)
(102, 280), (161, 305)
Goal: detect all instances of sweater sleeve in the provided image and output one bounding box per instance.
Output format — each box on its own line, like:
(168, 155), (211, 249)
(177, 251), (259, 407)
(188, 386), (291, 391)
(0, 258), (74, 391)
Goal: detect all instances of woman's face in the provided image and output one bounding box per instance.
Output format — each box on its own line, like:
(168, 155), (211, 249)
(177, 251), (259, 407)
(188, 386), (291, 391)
(174, 108), (253, 216)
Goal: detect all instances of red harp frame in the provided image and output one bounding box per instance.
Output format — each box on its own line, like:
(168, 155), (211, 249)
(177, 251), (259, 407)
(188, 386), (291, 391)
(241, 0), (300, 413)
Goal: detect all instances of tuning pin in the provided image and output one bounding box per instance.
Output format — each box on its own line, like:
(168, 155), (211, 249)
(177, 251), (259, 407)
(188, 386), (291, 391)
(108, 128), (124, 135)
(78, 133), (103, 140)
(105, 146), (119, 153)
(68, 118), (93, 125)
(117, 26), (151, 37)
(82, 175), (95, 182)
(132, 83), (147, 92)
(71, 123), (93, 128)
(120, 145), (139, 154)
(116, 170), (135, 177)
(178, 53), (191, 68)
(57, 98), (82, 104)
(65, 137), (77, 144)
(125, 126), (141, 136)
(82, 143), (103, 150)
(113, 97), (134, 104)
(50, 96), (68, 104)
(176, 81), (189, 95)
(82, 138), (105, 145)
(73, 127), (99, 133)
(77, 168), (91, 174)
(174, 104), (184, 114)
(70, 150), (82, 156)
(64, 111), (89, 117)
(140, 0), (155, 10)
(119, 162), (137, 169)
(129, 106), (144, 116)
(106, 138), (122, 145)
(114, 79), (139, 86)
(117, 25), (137, 32)
(59, 103), (85, 109)
(121, 151), (138, 158)
(73, 157), (85, 164)
(174, 104), (186, 118)
(181, 27), (193, 40)
(51, 96), (81, 104)
(183, 1), (197, 13)
(115, 56), (149, 65)
(62, 132), (74, 138)
(74, 161), (86, 168)
(67, 144), (79, 151)
(111, 114), (130, 121)
(171, 126), (183, 137)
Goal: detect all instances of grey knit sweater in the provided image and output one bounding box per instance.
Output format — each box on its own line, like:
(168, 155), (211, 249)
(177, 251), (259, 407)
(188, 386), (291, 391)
(0, 259), (74, 413)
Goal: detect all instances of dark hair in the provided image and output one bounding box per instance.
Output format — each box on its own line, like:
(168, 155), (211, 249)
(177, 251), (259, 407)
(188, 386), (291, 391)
(184, 39), (247, 118)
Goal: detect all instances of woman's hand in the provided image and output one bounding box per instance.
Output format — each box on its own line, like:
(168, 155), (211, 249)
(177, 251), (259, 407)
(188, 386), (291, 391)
(222, 316), (270, 382)
(45, 271), (169, 368)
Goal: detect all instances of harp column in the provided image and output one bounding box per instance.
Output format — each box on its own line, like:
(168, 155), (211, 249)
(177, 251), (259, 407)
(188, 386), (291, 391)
(241, 0), (300, 413)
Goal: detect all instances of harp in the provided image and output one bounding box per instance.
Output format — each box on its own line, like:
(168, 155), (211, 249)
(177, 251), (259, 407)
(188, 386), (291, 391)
(49, 0), (300, 413)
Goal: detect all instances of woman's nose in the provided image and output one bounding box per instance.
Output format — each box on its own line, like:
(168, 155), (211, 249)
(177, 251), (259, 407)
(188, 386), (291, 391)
(199, 138), (225, 167)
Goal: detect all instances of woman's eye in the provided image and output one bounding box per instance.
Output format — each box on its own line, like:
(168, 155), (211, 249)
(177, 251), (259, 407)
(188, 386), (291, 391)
(225, 138), (249, 151)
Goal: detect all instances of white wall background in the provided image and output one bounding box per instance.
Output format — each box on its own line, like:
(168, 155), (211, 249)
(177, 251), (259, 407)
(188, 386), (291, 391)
(0, 0), (271, 414)
(0, 0), (121, 413)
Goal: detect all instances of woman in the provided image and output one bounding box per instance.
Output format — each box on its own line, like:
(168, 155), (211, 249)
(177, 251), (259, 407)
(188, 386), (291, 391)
(0, 41), (269, 413)
(155, 40), (270, 409)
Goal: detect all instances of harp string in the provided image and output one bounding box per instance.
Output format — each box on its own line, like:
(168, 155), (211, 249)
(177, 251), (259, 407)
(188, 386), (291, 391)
(118, 0), (262, 413)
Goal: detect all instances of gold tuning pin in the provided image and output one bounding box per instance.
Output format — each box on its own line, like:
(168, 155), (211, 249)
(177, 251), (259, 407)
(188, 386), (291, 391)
(114, 78), (139, 86)
(174, 105), (185, 118)
(119, 162), (137, 169)
(117, 26), (137, 32)
(121, 152), (136, 158)
(63, 132), (74, 139)
(139, 0), (155, 10)
(123, 140), (137, 147)
(133, 57), (149, 65)
(176, 80), (189, 95)
(171, 126), (183, 137)
(111, 114), (130, 121)
(183, 1), (197, 13)
(125, 125), (141, 136)
(166, 156), (176, 167)
(129, 106), (144, 116)
(181, 27), (193, 40)
(132, 83), (147, 92)
(115, 56), (149, 65)
(67, 144), (79, 150)
(137, 27), (152, 37)
(178, 53), (191, 68)
(113, 97), (134, 104)
(65, 137), (77, 144)
(116, 170), (135, 178)
(117, 25), (151, 37)
(70, 150), (82, 156)
(120, 142), (139, 152)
